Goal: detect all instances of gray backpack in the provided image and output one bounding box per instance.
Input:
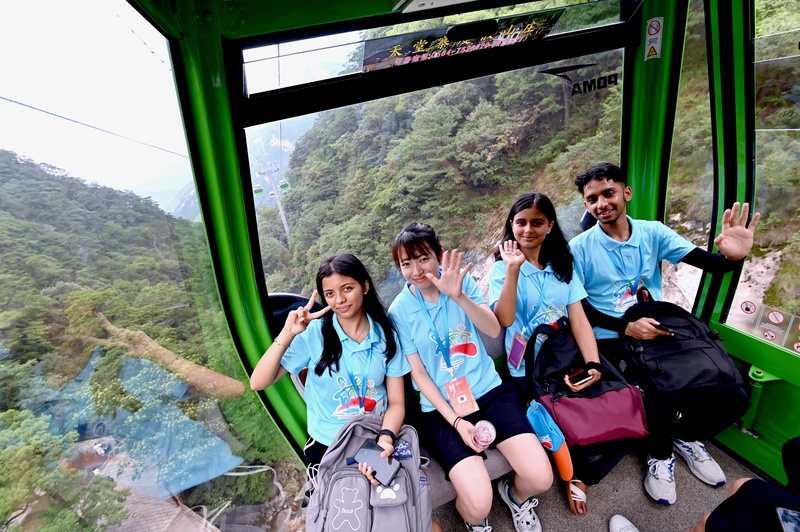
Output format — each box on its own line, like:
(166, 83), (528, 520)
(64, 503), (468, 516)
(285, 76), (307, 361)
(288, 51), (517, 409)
(306, 414), (431, 532)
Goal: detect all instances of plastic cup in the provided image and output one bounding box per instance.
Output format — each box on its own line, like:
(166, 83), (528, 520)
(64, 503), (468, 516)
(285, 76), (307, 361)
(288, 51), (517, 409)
(472, 420), (496, 449)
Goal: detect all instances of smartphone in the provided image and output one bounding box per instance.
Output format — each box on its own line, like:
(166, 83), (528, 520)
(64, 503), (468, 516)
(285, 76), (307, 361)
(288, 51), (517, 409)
(354, 440), (400, 486)
(567, 367), (592, 386)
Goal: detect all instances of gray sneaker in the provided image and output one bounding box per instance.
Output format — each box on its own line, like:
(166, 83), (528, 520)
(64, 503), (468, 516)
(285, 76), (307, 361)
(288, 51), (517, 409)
(498, 477), (542, 532)
(673, 439), (726, 487)
(644, 455), (677, 505)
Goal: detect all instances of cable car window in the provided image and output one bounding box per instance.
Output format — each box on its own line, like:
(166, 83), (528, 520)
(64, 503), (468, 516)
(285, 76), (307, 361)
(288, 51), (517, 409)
(662, 0), (714, 311)
(0, 1), (301, 529)
(247, 48), (623, 302)
(724, 9), (800, 353)
(243, 0), (621, 95)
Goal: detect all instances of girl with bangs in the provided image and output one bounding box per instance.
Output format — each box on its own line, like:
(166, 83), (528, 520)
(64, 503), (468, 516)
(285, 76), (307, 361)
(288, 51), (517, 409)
(388, 222), (551, 532)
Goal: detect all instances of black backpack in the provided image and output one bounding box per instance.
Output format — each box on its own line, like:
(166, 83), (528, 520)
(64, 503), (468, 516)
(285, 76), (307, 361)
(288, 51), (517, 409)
(525, 317), (629, 400)
(620, 290), (744, 401)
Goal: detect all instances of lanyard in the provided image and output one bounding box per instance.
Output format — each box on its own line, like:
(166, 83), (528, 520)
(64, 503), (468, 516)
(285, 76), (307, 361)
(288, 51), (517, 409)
(341, 345), (373, 412)
(414, 288), (453, 370)
(521, 272), (551, 336)
(604, 244), (645, 295)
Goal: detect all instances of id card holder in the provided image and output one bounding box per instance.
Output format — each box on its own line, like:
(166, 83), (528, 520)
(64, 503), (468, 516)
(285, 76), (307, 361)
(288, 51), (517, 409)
(508, 333), (527, 370)
(445, 376), (479, 417)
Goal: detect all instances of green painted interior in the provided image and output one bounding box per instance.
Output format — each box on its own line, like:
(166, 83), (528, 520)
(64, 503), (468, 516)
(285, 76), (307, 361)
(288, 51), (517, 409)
(125, 0), (799, 481)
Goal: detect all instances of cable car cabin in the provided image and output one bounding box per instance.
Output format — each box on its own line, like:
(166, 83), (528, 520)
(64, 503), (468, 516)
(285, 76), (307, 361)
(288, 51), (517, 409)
(1, 0), (799, 531)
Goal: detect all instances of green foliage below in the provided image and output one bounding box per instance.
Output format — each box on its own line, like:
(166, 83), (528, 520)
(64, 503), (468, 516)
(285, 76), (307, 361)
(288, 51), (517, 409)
(0, 151), (301, 527)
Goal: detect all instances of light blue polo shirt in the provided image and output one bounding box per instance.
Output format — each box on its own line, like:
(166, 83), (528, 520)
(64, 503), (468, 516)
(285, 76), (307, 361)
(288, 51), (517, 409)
(569, 216), (695, 339)
(281, 314), (410, 446)
(489, 260), (587, 377)
(389, 274), (502, 413)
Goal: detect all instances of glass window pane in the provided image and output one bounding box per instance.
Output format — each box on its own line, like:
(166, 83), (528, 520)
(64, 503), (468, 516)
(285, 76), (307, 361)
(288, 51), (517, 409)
(724, 2), (800, 352)
(243, 1), (621, 94)
(726, 130), (800, 352)
(248, 48), (623, 301)
(0, 1), (302, 530)
(755, 54), (800, 130)
(663, 0), (714, 311)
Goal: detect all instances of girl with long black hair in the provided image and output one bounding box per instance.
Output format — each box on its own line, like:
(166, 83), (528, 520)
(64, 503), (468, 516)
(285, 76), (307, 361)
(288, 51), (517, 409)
(490, 192), (632, 516)
(250, 253), (409, 473)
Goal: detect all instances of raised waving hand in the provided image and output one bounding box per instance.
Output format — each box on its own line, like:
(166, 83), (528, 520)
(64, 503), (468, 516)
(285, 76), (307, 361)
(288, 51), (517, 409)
(498, 240), (526, 269)
(426, 249), (472, 300)
(714, 202), (760, 261)
(250, 291), (330, 391)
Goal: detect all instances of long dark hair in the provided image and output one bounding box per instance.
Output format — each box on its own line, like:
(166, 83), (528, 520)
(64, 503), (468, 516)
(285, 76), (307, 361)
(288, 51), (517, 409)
(314, 253), (398, 376)
(494, 192), (573, 284)
(391, 222), (443, 267)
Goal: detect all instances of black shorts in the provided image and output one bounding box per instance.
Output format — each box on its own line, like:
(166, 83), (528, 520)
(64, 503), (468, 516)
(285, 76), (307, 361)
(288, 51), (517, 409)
(706, 478), (800, 532)
(420, 381), (534, 477)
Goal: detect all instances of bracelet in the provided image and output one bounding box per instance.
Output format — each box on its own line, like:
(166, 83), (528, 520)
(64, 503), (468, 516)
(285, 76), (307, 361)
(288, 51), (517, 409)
(377, 429), (397, 446)
(452, 416), (462, 430)
(585, 361), (603, 373)
(272, 339), (289, 348)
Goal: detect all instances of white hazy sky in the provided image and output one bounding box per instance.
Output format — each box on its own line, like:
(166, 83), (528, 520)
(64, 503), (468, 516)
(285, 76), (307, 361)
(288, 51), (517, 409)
(0, 0), (191, 203)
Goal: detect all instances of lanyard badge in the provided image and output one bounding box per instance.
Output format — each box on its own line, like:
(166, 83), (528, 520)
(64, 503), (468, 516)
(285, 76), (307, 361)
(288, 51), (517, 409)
(415, 288), (478, 416)
(342, 346), (373, 413)
(508, 273), (551, 370)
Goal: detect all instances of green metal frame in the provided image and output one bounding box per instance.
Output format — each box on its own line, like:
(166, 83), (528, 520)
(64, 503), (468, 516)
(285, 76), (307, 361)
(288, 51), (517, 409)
(698, 0), (799, 484)
(126, 0), (799, 480)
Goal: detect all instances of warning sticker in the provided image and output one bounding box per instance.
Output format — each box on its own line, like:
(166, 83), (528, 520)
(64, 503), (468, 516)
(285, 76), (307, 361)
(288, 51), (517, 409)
(784, 316), (800, 354)
(756, 305), (790, 346)
(645, 17), (663, 61)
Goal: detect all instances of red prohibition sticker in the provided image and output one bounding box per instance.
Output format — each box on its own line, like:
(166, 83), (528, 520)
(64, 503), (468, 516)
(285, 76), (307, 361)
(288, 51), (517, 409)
(764, 330), (776, 341)
(767, 310), (785, 325)
(741, 301), (756, 314)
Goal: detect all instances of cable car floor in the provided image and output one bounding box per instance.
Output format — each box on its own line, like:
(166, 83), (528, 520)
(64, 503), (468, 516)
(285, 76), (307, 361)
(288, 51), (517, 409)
(431, 440), (757, 532)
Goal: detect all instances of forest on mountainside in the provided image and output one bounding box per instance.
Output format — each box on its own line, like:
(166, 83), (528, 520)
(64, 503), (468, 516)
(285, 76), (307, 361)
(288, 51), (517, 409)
(0, 0), (798, 529)
(0, 150), (297, 529)
(255, 0), (800, 316)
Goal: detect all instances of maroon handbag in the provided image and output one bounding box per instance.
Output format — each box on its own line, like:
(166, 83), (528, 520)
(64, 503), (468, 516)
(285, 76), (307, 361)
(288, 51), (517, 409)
(526, 317), (648, 448)
(538, 384), (648, 448)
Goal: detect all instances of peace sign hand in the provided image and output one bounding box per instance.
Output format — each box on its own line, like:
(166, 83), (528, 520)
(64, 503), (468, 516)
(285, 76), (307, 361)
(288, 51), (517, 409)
(498, 240), (526, 269)
(427, 249), (472, 300)
(284, 290), (331, 336)
(714, 202), (761, 261)
(81, 311), (155, 359)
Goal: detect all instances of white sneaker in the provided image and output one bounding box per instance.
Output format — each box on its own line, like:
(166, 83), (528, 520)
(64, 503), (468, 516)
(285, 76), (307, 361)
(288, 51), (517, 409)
(609, 514), (640, 532)
(673, 439), (726, 487)
(644, 455), (677, 504)
(497, 477), (542, 532)
(465, 519), (492, 532)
